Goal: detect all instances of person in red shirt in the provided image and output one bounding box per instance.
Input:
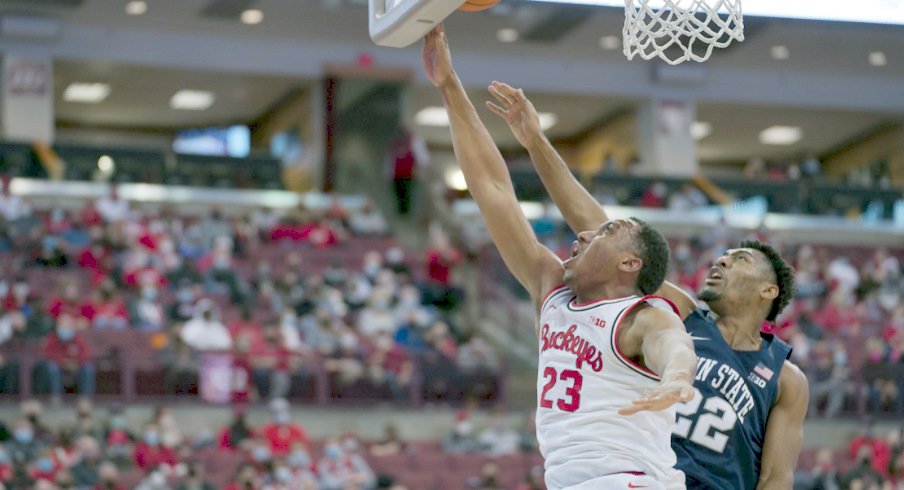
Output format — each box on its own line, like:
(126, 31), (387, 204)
(46, 283), (89, 329)
(133, 424), (178, 471)
(260, 402), (309, 456)
(424, 233), (464, 311)
(43, 314), (95, 400)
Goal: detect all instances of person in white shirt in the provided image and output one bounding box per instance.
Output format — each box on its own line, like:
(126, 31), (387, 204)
(180, 299), (232, 351)
(0, 178), (31, 222)
(95, 184), (130, 223)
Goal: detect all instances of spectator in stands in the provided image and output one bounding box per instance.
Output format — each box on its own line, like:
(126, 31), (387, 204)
(0, 176), (31, 222)
(129, 285), (165, 331)
(225, 462), (263, 490)
(133, 423), (178, 471)
(369, 423), (406, 457)
(198, 236), (245, 302)
(198, 209), (233, 249)
(808, 340), (848, 418)
(388, 127), (427, 216)
(424, 233), (463, 311)
(477, 410), (520, 457)
(357, 289), (397, 337)
(285, 442), (319, 489)
(175, 461), (216, 490)
(639, 181), (668, 208)
(317, 438), (376, 490)
(168, 280), (200, 324)
(95, 184), (130, 223)
(444, 401), (480, 454)
(0, 310), (24, 394)
(69, 435), (102, 488)
(43, 314), (94, 401)
(366, 332), (413, 400)
(349, 198), (388, 236)
(28, 446), (60, 483)
(160, 333), (200, 395)
(180, 299), (232, 352)
(218, 407), (255, 452)
(668, 183), (708, 211)
(7, 418), (42, 465)
(457, 336), (499, 376)
(467, 462), (502, 490)
(46, 281), (89, 328)
(89, 286), (129, 330)
(261, 400), (309, 456)
(842, 445), (886, 489)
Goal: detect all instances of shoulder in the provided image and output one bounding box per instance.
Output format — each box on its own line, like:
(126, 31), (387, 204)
(777, 361), (808, 408)
(622, 300), (685, 337)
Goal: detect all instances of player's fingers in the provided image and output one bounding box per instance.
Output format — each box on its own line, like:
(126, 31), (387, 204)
(485, 101), (507, 118)
(493, 81), (519, 99)
(489, 84), (513, 107)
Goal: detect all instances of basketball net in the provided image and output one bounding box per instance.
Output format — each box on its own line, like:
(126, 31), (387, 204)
(623, 0), (744, 65)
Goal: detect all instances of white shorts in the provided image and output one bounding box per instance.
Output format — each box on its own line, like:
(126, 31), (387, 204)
(561, 472), (668, 490)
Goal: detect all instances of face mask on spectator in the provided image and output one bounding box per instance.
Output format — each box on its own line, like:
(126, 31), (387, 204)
(324, 444), (342, 460)
(177, 289), (194, 303)
(36, 457), (54, 472)
(144, 432), (160, 446)
(289, 450), (310, 469)
(275, 412), (290, 425)
(275, 467), (292, 483)
(142, 288), (158, 301)
(0, 450), (9, 464)
(111, 416), (126, 429)
(251, 446), (271, 462)
(58, 328), (75, 341)
(14, 429), (33, 443)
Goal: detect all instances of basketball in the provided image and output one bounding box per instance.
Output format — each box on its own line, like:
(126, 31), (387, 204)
(459, 0), (500, 12)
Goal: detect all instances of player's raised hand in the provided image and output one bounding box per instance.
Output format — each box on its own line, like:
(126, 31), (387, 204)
(618, 377), (695, 416)
(485, 81), (543, 148)
(422, 24), (455, 88)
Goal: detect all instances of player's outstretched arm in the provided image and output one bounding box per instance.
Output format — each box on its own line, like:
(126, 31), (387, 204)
(487, 82), (698, 319)
(486, 81), (607, 234)
(756, 362), (808, 490)
(423, 27), (560, 303)
(617, 307), (697, 416)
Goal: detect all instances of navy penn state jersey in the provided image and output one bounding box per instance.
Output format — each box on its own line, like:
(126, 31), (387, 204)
(672, 309), (792, 490)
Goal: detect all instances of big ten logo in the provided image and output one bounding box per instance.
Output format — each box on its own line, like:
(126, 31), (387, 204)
(7, 61), (48, 96)
(747, 372), (766, 389)
(589, 316), (606, 328)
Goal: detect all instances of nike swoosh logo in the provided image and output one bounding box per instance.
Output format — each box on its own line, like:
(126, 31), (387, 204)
(628, 484), (648, 489)
(689, 336), (709, 341)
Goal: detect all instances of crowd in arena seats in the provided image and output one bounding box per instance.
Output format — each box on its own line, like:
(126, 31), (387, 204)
(0, 184), (501, 404)
(795, 422), (904, 489)
(0, 398), (546, 489)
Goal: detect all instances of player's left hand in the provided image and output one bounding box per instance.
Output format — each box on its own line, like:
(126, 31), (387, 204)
(618, 378), (695, 416)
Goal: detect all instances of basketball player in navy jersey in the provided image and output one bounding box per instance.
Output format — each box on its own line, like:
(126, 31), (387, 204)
(423, 26), (698, 490)
(485, 81), (808, 490)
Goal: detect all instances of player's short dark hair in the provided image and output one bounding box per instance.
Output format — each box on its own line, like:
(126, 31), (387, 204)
(739, 240), (796, 322)
(630, 217), (670, 295)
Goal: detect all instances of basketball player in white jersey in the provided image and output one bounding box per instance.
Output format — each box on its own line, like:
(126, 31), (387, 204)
(423, 26), (697, 490)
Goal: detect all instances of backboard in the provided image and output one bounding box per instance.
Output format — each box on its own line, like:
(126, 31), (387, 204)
(369, 0), (466, 48)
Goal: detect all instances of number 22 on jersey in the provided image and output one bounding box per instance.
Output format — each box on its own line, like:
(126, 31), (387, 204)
(672, 388), (737, 453)
(540, 367), (583, 412)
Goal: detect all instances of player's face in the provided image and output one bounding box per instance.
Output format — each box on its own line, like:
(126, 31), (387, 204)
(699, 248), (771, 309)
(562, 218), (640, 288)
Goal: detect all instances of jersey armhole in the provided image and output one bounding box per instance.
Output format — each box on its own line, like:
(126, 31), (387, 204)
(540, 284), (568, 312)
(611, 298), (663, 381)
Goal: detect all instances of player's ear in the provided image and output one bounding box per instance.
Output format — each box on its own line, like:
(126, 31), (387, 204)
(619, 255), (642, 273)
(760, 283), (778, 301)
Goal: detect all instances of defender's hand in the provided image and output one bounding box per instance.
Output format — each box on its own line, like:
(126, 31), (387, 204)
(618, 378), (695, 416)
(485, 81), (543, 148)
(422, 25), (455, 88)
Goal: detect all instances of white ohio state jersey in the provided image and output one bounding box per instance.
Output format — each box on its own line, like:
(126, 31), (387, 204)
(535, 286), (686, 490)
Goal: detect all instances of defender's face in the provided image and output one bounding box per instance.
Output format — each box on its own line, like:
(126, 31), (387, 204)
(563, 218), (640, 285)
(699, 248), (769, 305)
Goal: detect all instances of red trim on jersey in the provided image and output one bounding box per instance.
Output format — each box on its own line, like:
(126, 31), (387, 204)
(570, 294), (635, 308)
(612, 295), (670, 379)
(540, 284), (567, 310)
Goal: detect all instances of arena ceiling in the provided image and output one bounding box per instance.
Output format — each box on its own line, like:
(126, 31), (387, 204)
(3, 0), (904, 164)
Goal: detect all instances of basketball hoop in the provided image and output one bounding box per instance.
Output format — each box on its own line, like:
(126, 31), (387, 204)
(622, 0), (744, 65)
